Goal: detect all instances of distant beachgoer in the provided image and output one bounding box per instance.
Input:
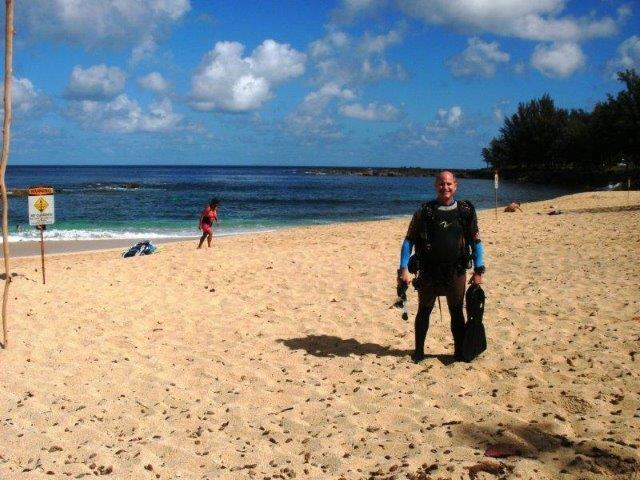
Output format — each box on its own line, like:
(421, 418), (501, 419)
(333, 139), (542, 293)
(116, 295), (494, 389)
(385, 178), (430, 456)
(398, 171), (485, 363)
(197, 198), (220, 249)
(504, 202), (522, 212)
(16, 224), (22, 233)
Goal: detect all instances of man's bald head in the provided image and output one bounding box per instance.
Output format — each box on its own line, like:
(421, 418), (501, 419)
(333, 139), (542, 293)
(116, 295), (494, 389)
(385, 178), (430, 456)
(434, 170), (457, 185)
(434, 170), (458, 205)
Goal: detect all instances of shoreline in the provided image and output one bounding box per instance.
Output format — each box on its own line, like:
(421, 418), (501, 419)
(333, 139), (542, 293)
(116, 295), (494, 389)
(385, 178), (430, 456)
(0, 236), (193, 258)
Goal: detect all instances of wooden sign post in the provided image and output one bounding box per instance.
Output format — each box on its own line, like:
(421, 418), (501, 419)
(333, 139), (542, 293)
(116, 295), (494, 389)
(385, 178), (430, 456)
(494, 171), (499, 219)
(28, 186), (55, 284)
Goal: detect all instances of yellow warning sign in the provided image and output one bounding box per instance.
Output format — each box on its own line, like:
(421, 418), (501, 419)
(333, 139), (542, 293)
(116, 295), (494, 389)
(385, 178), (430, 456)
(28, 186), (55, 226)
(28, 186), (54, 196)
(34, 197), (49, 212)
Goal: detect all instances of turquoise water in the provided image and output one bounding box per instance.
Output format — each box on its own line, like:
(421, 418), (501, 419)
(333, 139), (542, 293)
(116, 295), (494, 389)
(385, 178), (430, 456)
(5, 165), (574, 242)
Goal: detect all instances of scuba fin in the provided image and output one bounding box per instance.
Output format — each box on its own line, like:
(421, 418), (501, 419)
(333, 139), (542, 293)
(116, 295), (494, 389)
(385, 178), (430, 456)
(396, 282), (409, 320)
(461, 284), (487, 362)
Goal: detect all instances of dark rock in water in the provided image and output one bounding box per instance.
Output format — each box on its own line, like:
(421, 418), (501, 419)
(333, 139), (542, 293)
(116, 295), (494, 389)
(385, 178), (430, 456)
(7, 188), (29, 197)
(306, 167), (493, 179)
(122, 183), (140, 189)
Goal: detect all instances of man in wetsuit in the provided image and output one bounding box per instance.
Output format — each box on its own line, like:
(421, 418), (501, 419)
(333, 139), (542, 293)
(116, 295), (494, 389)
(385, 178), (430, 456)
(398, 171), (485, 362)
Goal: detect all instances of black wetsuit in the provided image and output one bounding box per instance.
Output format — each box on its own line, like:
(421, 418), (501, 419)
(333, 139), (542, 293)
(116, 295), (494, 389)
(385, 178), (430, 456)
(404, 200), (480, 359)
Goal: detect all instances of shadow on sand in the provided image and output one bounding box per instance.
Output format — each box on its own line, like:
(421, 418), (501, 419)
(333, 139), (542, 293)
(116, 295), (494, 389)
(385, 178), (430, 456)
(456, 421), (639, 477)
(278, 334), (457, 365)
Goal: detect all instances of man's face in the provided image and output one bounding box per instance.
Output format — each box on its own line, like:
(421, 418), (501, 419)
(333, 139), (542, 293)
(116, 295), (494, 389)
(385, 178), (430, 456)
(435, 172), (457, 204)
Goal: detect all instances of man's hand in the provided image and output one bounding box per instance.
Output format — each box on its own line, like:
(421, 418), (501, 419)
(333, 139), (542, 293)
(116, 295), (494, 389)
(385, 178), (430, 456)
(398, 268), (412, 286)
(469, 272), (483, 285)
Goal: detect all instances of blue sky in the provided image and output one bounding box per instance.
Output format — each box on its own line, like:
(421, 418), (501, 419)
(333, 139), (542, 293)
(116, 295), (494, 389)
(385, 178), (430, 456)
(3, 0), (639, 167)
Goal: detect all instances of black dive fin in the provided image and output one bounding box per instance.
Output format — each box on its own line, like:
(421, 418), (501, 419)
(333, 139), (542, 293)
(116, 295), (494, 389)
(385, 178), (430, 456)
(461, 284), (487, 362)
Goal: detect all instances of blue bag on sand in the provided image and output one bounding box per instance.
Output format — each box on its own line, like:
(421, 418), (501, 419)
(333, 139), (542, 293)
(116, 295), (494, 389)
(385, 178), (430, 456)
(122, 241), (157, 258)
(461, 284), (487, 362)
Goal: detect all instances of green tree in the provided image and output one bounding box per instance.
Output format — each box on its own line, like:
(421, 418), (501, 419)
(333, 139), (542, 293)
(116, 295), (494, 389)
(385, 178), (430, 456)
(483, 94), (567, 172)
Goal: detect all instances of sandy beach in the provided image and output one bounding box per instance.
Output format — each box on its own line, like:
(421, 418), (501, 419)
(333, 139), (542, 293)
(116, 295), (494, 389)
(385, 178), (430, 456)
(0, 191), (639, 479)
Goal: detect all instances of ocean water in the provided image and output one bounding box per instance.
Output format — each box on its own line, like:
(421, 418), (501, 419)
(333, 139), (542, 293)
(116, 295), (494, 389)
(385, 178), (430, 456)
(4, 165), (574, 242)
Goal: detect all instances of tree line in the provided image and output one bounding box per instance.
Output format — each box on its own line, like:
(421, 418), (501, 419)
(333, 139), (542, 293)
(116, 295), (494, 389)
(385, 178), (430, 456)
(482, 69), (639, 186)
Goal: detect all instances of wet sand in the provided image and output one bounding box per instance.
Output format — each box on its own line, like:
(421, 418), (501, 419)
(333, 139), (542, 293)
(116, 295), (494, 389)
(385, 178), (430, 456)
(2, 237), (191, 258)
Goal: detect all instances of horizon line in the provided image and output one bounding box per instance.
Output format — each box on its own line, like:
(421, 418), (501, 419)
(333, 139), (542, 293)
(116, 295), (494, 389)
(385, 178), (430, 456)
(8, 164), (489, 170)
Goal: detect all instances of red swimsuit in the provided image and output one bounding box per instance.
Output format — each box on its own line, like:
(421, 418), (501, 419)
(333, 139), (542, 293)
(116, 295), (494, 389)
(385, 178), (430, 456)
(200, 207), (218, 235)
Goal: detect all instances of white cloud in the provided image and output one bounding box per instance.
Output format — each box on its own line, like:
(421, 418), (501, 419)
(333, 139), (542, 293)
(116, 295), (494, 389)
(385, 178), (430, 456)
(447, 37), (510, 77)
(330, 0), (387, 24)
(438, 106), (463, 128)
(2, 77), (49, 114)
(18, 0), (190, 54)
(283, 114), (344, 141)
(492, 100), (510, 124)
(387, 122), (441, 148)
(361, 30), (402, 54)
(299, 83), (356, 114)
(310, 31), (349, 58)
(397, 0), (619, 43)
(607, 35), (640, 76)
(284, 82), (355, 138)
(388, 106), (466, 150)
(65, 65), (126, 100)
(309, 28), (406, 85)
(190, 40), (306, 112)
(338, 102), (401, 121)
(138, 72), (170, 93)
(531, 42), (585, 78)
(249, 40), (307, 82)
(68, 95), (181, 133)
(288, 25), (406, 140)
(130, 35), (157, 66)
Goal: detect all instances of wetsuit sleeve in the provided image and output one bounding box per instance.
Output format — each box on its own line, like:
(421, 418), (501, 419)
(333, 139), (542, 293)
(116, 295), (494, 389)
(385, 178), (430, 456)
(472, 241), (485, 270)
(467, 203), (485, 273)
(400, 210), (420, 269)
(400, 238), (413, 269)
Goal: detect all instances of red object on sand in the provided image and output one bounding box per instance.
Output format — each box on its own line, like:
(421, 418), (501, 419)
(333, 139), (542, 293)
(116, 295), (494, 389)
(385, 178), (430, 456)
(484, 443), (521, 458)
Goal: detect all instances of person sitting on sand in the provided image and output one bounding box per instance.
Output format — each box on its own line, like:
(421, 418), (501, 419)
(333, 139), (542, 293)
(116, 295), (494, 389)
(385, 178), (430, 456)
(504, 202), (522, 212)
(197, 198), (220, 249)
(397, 171), (485, 362)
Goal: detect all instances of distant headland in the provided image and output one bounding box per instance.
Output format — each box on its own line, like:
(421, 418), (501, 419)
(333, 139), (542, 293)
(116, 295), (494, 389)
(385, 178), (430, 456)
(306, 167), (493, 179)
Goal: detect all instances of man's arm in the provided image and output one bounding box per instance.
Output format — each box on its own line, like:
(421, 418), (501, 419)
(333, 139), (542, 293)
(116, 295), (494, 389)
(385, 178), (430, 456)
(398, 237), (413, 285)
(469, 205), (485, 284)
(399, 208), (421, 285)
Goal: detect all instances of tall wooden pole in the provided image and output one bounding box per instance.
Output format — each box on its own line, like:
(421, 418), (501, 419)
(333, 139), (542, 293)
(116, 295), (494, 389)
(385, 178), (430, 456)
(40, 227), (45, 284)
(1, 0), (14, 348)
(494, 171), (499, 220)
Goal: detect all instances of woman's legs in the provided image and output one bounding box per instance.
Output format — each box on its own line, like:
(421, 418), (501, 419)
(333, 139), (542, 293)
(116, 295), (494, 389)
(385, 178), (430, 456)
(197, 232), (207, 248)
(198, 225), (213, 248)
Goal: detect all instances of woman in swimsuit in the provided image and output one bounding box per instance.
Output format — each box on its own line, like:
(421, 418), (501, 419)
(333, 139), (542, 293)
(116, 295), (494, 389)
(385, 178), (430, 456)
(197, 198), (219, 249)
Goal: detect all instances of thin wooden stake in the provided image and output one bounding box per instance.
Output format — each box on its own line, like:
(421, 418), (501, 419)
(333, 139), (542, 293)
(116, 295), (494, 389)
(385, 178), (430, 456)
(494, 171), (499, 220)
(1, 0), (14, 349)
(40, 227), (45, 284)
